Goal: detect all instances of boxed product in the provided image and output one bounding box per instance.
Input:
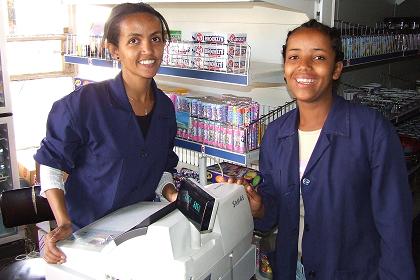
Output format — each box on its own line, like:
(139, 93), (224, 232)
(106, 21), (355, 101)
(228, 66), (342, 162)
(169, 30), (182, 42)
(192, 32), (247, 44)
(192, 44), (247, 58)
(192, 57), (246, 73)
(206, 162), (263, 188)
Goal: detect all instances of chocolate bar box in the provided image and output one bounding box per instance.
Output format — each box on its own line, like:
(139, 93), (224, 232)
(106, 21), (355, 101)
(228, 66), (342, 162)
(206, 162), (263, 188)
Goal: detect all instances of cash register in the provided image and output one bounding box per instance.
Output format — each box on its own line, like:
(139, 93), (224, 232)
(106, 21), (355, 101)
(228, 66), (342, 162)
(45, 179), (256, 279)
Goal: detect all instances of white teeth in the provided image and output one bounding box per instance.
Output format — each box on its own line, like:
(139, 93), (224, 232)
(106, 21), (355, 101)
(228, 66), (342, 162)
(138, 59), (155, 65)
(296, 78), (315, 84)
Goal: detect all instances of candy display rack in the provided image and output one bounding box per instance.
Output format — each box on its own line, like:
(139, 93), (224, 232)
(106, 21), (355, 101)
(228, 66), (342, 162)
(64, 35), (253, 86)
(174, 99), (296, 168)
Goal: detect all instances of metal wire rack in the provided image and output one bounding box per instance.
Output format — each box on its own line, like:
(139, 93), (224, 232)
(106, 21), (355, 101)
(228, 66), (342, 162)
(64, 34), (251, 83)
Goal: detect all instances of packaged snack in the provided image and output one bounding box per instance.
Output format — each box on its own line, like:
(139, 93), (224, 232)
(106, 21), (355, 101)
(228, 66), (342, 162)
(206, 162), (262, 188)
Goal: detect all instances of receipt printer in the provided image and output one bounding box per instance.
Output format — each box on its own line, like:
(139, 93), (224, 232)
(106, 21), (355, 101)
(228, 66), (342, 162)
(45, 180), (256, 280)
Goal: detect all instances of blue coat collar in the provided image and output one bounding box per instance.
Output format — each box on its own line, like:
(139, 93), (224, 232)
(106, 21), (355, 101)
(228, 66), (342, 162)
(108, 72), (161, 113)
(276, 95), (350, 138)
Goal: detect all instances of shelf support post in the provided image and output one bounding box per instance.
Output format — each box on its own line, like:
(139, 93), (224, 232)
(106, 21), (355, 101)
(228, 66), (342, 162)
(199, 146), (207, 186)
(316, 0), (336, 27)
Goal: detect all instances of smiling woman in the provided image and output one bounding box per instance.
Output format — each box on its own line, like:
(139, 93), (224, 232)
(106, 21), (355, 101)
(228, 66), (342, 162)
(104, 4), (171, 117)
(246, 19), (416, 279)
(33, 3), (179, 266)
(282, 26), (343, 130)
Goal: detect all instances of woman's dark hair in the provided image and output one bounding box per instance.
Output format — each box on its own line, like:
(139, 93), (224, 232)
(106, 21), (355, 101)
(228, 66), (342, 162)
(282, 19), (344, 62)
(103, 2), (171, 46)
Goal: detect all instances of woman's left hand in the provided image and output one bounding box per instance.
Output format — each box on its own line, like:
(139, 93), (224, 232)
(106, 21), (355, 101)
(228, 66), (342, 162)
(162, 184), (178, 202)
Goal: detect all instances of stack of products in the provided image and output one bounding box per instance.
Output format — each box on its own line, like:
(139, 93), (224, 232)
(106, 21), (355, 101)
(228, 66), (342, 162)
(163, 32), (248, 73)
(165, 91), (260, 153)
(66, 31), (249, 74)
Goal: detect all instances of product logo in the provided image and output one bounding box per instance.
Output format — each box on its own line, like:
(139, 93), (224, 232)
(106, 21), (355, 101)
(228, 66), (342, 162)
(204, 35), (225, 43)
(232, 194), (244, 208)
(204, 47), (225, 56)
(205, 60), (224, 70)
(194, 45), (204, 55)
(228, 34), (247, 43)
(194, 33), (204, 42)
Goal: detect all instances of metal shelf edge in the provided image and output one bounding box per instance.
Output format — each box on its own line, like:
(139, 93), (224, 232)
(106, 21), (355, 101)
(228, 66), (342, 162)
(64, 55), (248, 85)
(175, 138), (259, 165)
(343, 51), (419, 69)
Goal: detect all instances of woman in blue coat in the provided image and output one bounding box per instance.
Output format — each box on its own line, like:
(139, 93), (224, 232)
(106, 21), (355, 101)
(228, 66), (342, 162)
(246, 20), (416, 279)
(35, 3), (179, 264)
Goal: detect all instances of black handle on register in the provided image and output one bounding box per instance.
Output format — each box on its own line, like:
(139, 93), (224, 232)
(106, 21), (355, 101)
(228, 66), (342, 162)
(0, 185), (55, 227)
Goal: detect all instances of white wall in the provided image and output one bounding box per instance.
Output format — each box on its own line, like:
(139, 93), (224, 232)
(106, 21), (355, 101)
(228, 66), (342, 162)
(152, 2), (307, 106)
(10, 77), (73, 150)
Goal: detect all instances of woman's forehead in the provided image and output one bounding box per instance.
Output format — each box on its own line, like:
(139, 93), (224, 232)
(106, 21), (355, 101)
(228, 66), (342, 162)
(286, 28), (332, 50)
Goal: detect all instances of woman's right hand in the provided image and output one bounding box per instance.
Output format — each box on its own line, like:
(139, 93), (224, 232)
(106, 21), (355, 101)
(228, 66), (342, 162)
(43, 223), (72, 264)
(245, 186), (265, 219)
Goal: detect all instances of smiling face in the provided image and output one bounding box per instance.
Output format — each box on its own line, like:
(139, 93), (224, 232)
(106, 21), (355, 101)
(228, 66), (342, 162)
(284, 27), (343, 105)
(108, 12), (165, 83)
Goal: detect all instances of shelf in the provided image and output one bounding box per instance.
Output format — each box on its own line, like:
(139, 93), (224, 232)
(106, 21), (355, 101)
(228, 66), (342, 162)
(159, 65), (248, 85)
(175, 137), (259, 166)
(64, 55), (115, 68)
(64, 55), (284, 87)
(343, 50), (420, 70)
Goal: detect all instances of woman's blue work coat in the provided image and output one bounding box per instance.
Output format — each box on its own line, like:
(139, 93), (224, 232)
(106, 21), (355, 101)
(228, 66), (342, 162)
(34, 73), (179, 229)
(255, 95), (415, 279)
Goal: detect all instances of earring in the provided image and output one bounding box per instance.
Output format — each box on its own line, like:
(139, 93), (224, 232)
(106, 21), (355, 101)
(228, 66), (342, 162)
(116, 56), (119, 60)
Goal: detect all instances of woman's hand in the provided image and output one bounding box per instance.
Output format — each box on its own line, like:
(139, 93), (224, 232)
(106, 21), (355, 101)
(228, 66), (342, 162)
(162, 183), (178, 202)
(43, 223), (72, 264)
(245, 185), (264, 219)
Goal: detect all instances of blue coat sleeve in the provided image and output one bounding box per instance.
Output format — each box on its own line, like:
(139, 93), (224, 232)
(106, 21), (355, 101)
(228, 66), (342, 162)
(254, 125), (279, 233)
(369, 114), (416, 279)
(34, 98), (82, 174)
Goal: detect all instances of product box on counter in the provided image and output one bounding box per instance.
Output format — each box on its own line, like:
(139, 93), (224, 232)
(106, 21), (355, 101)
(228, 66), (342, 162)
(206, 162), (262, 188)
(17, 148), (38, 186)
